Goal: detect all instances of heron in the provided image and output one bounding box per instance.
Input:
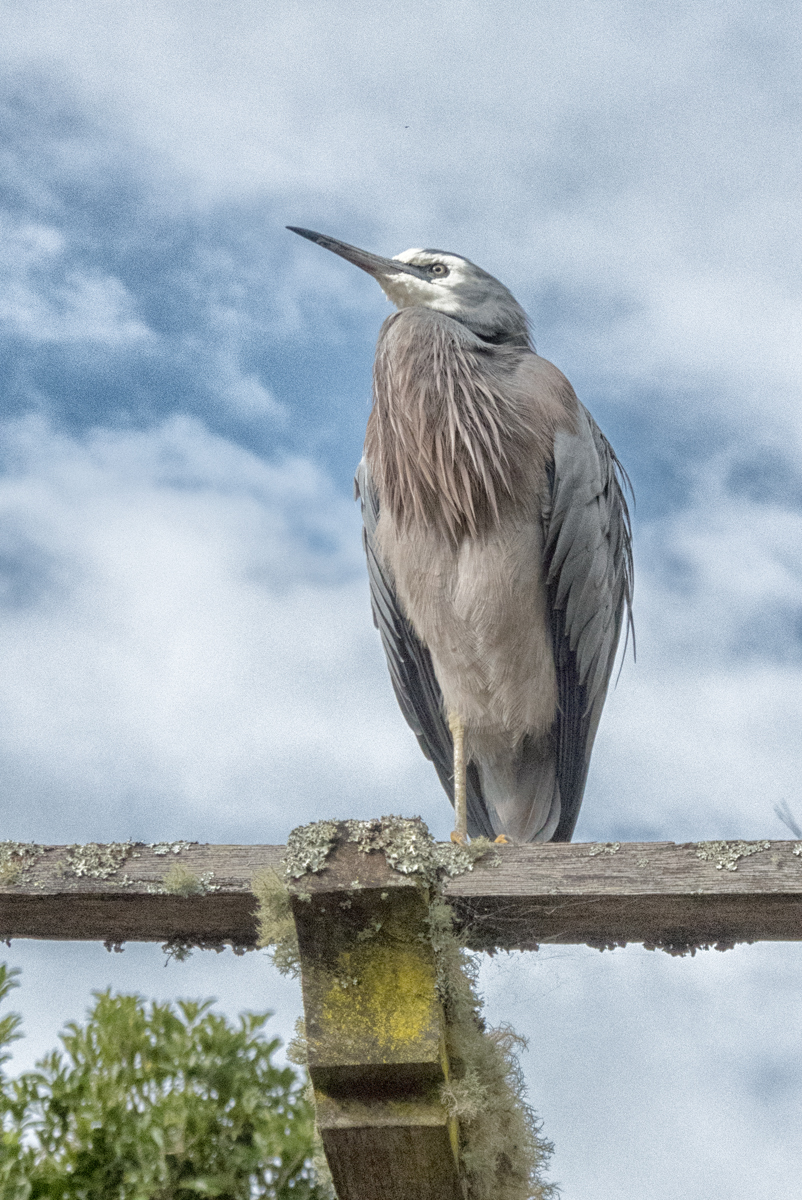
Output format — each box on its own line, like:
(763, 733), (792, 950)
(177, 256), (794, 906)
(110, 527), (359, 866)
(288, 227), (633, 845)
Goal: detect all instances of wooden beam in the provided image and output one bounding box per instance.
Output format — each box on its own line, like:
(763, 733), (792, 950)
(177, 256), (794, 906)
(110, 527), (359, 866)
(1, 839), (801, 950)
(450, 838), (802, 953)
(289, 842), (460, 1200)
(0, 842), (282, 948)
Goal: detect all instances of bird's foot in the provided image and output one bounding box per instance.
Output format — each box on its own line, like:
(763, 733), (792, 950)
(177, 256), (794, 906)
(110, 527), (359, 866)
(450, 830), (469, 846)
(493, 834), (510, 844)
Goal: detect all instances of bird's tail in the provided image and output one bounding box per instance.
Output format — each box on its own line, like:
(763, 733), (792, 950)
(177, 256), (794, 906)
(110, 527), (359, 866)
(475, 734), (561, 842)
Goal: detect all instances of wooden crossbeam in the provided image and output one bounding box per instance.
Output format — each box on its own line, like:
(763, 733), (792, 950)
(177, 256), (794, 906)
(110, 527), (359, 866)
(1, 839), (801, 950)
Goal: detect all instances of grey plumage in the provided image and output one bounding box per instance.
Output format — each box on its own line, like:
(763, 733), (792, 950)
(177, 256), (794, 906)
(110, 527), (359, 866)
(289, 227), (633, 842)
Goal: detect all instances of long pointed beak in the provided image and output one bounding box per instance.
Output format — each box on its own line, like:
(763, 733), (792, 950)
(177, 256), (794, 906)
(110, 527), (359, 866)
(287, 227), (428, 280)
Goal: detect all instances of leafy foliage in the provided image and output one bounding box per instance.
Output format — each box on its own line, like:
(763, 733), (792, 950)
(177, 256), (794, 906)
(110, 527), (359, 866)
(0, 963), (322, 1199)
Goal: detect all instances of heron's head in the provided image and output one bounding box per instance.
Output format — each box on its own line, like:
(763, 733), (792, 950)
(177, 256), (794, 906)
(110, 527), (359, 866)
(287, 227), (530, 347)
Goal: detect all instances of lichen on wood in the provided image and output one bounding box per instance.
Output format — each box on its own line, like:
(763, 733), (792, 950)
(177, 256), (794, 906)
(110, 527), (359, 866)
(160, 864), (219, 897)
(252, 867), (302, 977)
(695, 840), (771, 872)
(0, 842), (44, 886)
(428, 897), (556, 1200)
(64, 841), (136, 880)
(284, 821), (341, 879)
(283, 815), (497, 886)
(587, 842), (621, 857)
(273, 817), (555, 1200)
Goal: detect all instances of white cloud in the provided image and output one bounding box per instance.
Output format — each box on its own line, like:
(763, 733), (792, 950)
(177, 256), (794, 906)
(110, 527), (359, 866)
(0, 215), (151, 345)
(0, 414), (446, 843)
(5, 2), (802, 448)
(581, 456), (802, 840)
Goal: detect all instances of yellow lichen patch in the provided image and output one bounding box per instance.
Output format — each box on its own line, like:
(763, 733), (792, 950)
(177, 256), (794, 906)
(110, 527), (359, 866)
(318, 942), (440, 1065)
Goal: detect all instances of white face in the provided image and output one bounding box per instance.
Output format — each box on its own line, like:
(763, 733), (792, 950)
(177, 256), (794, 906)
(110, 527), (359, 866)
(378, 248), (477, 313)
(376, 247), (529, 344)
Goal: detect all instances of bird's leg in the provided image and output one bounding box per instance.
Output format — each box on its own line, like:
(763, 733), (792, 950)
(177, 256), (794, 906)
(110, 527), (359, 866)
(448, 712), (468, 845)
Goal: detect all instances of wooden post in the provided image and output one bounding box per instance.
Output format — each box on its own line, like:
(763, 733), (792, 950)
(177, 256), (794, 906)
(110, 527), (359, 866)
(288, 841), (460, 1200)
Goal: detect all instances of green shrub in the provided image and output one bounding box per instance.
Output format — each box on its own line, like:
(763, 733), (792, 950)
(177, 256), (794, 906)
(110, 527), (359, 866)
(0, 963), (321, 1199)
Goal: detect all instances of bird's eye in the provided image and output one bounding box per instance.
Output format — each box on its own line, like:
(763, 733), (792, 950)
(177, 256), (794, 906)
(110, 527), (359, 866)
(429, 263), (449, 277)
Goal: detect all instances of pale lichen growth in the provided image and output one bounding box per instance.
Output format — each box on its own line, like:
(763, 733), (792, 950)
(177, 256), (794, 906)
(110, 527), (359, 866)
(283, 815), (497, 885)
(345, 815), (497, 882)
(149, 840), (194, 857)
(286, 1016), (308, 1066)
(793, 843), (802, 859)
(160, 936), (247, 963)
(252, 867), (301, 977)
(284, 821), (341, 879)
(587, 842), (621, 857)
(64, 841), (134, 880)
(695, 840), (771, 871)
(0, 841), (44, 886)
(160, 864), (219, 897)
(257, 818), (553, 1198)
(429, 898), (556, 1200)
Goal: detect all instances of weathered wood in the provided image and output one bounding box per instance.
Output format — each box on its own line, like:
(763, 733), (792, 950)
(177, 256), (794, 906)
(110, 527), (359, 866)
(1, 839), (801, 950)
(290, 842), (460, 1200)
(0, 842), (283, 947)
(450, 839), (802, 951)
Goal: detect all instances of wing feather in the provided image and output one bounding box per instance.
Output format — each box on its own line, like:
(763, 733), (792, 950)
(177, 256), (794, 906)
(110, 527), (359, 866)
(544, 404), (633, 841)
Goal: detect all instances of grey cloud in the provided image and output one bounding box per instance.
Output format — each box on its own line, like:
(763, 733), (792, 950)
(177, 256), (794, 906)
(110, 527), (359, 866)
(0, 526), (72, 611)
(0, 416), (444, 845)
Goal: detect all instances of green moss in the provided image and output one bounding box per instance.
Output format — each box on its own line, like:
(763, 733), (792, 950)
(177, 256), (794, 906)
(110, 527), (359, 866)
(160, 863), (218, 897)
(319, 940), (440, 1063)
(264, 819), (554, 1200)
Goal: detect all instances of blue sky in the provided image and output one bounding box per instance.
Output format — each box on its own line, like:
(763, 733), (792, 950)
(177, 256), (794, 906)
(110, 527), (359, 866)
(2, 2), (802, 1195)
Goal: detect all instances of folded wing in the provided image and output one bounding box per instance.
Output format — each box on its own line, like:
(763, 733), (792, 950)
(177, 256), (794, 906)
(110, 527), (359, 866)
(544, 403), (633, 840)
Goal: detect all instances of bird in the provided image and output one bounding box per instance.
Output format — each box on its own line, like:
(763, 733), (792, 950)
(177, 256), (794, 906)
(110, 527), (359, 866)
(288, 227), (633, 845)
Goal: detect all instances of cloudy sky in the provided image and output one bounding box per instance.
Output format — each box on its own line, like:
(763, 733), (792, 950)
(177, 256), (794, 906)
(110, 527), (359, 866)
(2, 1), (802, 1195)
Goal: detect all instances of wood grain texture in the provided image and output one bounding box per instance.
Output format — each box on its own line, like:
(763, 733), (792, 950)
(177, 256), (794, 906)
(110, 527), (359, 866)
(0, 843), (283, 947)
(1, 840), (801, 951)
(291, 842), (460, 1200)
